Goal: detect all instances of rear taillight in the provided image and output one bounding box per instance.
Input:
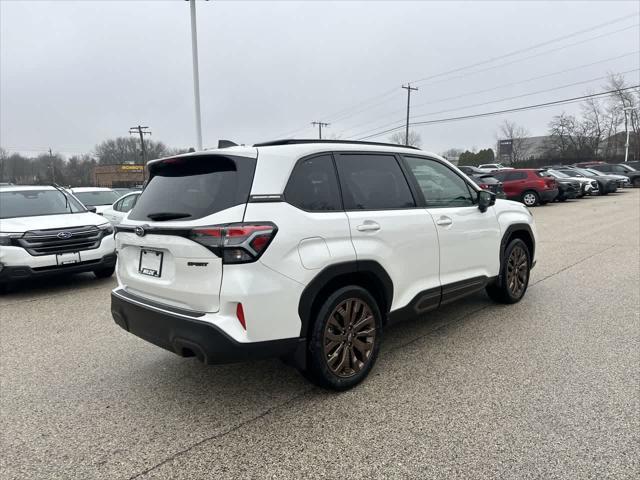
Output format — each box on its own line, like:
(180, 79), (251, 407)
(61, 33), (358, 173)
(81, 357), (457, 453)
(189, 222), (277, 264)
(478, 183), (489, 190)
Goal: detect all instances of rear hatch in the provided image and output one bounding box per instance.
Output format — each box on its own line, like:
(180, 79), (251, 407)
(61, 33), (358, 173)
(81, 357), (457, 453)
(116, 150), (257, 313)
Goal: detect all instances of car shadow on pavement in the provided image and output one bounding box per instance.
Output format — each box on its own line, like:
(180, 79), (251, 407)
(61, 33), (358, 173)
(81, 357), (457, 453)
(0, 273), (115, 299)
(120, 291), (492, 412)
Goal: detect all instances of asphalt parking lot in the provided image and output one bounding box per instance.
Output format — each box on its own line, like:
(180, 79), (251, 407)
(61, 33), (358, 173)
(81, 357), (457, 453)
(1, 190), (639, 480)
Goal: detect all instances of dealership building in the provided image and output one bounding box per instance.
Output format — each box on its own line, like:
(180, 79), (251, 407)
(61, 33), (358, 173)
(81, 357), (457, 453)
(93, 164), (145, 187)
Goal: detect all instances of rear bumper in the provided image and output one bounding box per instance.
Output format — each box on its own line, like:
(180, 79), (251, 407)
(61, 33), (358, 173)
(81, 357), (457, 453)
(540, 188), (559, 202)
(0, 253), (116, 283)
(111, 288), (303, 365)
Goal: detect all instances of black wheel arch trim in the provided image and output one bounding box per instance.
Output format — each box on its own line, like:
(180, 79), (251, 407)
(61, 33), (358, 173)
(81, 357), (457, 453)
(298, 260), (393, 338)
(500, 224), (535, 272)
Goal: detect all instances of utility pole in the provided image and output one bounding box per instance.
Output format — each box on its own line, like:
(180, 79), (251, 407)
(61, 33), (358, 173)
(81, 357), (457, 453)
(48, 148), (56, 183)
(623, 106), (634, 162)
(311, 121), (330, 139)
(129, 126), (152, 181)
(189, 0), (204, 151)
(402, 84), (418, 146)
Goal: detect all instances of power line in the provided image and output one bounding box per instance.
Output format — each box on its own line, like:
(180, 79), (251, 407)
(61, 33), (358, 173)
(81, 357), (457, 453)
(355, 86), (640, 141)
(286, 15), (639, 135)
(409, 14), (637, 85)
(338, 50), (639, 138)
(348, 69), (640, 139)
(411, 51), (640, 112)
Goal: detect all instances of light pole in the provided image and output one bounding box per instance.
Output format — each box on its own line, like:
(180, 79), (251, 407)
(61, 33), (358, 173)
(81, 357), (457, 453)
(622, 106), (634, 163)
(189, 0), (203, 151)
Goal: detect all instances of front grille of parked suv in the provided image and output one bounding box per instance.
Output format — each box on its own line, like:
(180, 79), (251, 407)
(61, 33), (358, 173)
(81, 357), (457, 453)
(16, 226), (106, 256)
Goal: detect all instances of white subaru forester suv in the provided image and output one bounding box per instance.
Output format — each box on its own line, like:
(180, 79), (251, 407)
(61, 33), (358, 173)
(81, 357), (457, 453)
(111, 140), (537, 390)
(0, 185), (116, 286)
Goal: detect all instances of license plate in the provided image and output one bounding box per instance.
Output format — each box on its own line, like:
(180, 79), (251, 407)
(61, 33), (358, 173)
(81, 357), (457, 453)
(57, 251), (80, 265)
(139, 249), (163, 277)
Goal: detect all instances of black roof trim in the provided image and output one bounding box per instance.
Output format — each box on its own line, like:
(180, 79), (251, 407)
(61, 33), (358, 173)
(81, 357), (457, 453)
(252, 139), (421, 150)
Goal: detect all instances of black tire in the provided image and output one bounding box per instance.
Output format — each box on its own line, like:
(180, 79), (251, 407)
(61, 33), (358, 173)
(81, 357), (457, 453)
(633, 177), (640, 188)
(93, 266), (115, 279)
(521, 190), (539, 207)
(304, 286), (382, 391)
(558, 197), (567, 202)
(598, 182), (608, 195)
(486, 238), (531, 304)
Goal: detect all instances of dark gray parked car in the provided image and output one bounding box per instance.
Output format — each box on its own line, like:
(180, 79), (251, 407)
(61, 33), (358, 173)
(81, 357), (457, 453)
(590, 163), (640, 187)
(555, 167), (618, 195)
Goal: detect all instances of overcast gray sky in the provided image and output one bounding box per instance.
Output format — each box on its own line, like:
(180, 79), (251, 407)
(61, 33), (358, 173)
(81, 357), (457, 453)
(1, 0), (639, 157)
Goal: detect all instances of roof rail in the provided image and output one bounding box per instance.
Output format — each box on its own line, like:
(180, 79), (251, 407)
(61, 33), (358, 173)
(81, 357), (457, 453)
(252, 139), (421, 150)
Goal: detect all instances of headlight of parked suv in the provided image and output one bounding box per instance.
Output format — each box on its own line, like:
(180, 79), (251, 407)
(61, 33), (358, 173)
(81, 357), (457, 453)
(98, 223), (114, 236)
(0, 232), (22, 246)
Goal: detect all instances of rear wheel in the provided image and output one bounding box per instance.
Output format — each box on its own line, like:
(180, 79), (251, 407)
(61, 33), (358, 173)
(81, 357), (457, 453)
(521, 190), (539, 207)
(633, 177), (640, 188)
(486, 238), (531, 304)
(93, 266), (115, 279)
(305, 286), (382, 390)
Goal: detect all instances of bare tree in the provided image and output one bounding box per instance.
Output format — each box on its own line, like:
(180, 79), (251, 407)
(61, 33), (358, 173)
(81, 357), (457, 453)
(498, 120), (530, 164)
(547, 112), (594, 160)
(389, 130), (421, 147)
(94, 137), (169, 165)
(441, 148), (464, 160)
(600, 73), (639, 160)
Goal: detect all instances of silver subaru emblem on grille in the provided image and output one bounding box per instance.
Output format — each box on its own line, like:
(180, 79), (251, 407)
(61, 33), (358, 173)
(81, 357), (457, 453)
(135, 226), (146, 237)
(57, 231), (72, 239)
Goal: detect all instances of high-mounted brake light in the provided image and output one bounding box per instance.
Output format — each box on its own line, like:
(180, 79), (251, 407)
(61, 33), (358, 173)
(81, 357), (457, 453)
(189, 223), (277, 264)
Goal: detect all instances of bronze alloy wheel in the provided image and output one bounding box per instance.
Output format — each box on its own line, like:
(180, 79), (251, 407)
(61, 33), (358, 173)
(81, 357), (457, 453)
(323, 298), (376, 378)
(506, 245), (528, 297)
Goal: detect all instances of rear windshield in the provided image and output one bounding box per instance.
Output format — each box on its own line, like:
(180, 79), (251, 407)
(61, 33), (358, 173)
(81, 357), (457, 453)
(0, 189), (86, 219)
(129, 155), (256, 222)
(74, 190), (122, 206)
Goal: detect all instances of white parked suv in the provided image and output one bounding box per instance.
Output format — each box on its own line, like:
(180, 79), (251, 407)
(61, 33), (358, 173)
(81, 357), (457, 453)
(111, 140), (537, 390)
(102, 191), (142, 225)
(71, 187), (123, 214)
(0, 185), (116, 285)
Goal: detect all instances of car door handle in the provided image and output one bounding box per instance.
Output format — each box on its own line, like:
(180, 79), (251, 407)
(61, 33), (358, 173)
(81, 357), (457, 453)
(435, 216), (453, 226)
(356, 221), (381, 232)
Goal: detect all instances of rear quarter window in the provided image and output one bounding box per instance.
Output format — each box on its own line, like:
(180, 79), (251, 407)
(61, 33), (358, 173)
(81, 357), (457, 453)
(284, 154), (342, 211)
(129, 155), (256, 221)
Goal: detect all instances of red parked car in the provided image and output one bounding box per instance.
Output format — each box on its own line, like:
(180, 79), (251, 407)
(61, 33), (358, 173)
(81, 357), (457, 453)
(492, 169), (559, 207)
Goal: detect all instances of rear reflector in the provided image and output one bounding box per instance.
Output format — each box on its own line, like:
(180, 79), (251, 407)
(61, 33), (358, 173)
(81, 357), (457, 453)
(236, 303), (246, 330)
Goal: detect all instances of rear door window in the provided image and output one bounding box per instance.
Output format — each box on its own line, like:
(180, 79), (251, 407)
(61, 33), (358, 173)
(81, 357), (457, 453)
(506, 171), (527, 181)
(129, 155), (256, 221)
(285, 154), (342, 211)
(335, 153), (415, 210)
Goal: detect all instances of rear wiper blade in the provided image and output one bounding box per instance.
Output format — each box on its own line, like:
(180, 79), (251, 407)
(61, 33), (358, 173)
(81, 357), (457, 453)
(146, 212), (192, 221)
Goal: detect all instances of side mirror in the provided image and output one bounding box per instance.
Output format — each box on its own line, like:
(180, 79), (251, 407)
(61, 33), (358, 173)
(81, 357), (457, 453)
(477, 190), (495, 212)
(87, 206), (97, 213)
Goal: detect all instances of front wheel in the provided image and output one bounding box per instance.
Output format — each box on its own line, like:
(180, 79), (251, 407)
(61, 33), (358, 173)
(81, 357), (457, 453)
(521, 190), (539, 207)
(93, 266), (115, 279)
(305, 286), (382, 391)
(486, 238), (531, 304)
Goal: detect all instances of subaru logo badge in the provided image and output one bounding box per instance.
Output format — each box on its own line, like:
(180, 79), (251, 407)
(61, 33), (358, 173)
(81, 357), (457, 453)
(57, 231), (72, 239)
(135, 226), (146, 237)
